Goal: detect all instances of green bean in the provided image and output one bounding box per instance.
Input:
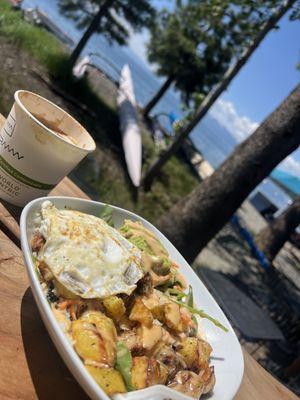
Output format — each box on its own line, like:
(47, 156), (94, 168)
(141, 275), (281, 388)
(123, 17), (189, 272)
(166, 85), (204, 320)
(115, 341), (134, 391)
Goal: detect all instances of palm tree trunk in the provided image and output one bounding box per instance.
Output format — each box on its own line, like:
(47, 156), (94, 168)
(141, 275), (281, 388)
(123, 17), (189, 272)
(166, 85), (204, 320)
(143, 75), (174, 117)
(156, 85), (300, 263)
(255, 197), (300, 262)
(142, 0), (296, 186)
(69, 0), (115, 67)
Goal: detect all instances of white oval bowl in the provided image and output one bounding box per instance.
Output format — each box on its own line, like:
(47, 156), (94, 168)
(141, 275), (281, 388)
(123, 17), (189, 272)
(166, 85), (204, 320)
(20, 196), (244, 400)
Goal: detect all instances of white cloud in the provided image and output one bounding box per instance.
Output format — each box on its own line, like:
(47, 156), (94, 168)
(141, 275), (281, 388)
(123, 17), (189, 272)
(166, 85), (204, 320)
(209, 98), (259, 142)
(128, 30), (149, 66)
(210, 98), (300, 177)
(279, 155), (300, 177)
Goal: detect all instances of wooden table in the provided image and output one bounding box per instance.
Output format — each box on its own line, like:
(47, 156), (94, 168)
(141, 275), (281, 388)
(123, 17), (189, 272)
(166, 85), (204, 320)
(0, 115), (297, 400)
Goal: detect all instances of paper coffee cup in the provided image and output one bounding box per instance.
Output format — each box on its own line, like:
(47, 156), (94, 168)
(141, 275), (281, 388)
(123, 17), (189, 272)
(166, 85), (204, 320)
(0, 90), (96, 206)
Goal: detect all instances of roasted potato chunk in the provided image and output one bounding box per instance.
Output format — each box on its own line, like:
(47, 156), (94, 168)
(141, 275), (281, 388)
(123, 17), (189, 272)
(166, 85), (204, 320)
(131, 356), (147, 389)
(72, 311), (117, 366)
(153, 345), (186, 379)
(131, 356), (168, 390)
(177, 337), (213, 372)
(137, 324), (163, 352)
(103, 296), (126, 321)
(198, 339), (213, 369)
(151, 304), (165, 321)
(177, 337), (198, 369)
(200, 366), (216, 394)
(140, 291), (166, 321)
(86, 366), (126, 395)
(163, 303), (184, 332)
(129, 298), (153, 327)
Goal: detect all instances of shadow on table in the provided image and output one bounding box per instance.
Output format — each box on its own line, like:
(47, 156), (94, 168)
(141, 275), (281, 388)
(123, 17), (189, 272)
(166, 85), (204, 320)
(21, 287), (89, 400)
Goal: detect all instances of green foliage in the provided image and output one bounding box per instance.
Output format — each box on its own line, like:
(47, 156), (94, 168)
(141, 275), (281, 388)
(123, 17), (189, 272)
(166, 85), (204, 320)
(0, 0), (64, 71)
(58, 0), (155, 45)
(290, 1), (300, 20)
(147, 0), (286, 104)
(0, 0), (116, 118)
(77, 129), (199, 223)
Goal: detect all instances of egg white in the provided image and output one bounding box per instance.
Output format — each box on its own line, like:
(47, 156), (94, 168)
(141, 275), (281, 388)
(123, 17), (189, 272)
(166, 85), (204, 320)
(36, 201), (143, 298)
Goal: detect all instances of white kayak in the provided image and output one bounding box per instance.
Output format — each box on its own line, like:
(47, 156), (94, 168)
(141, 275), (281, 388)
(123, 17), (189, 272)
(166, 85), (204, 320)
(117, 64), (142, 187)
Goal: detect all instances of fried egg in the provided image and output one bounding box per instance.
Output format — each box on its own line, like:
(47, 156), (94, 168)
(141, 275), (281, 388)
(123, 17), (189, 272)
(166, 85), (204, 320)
(36, 201), (143, 298)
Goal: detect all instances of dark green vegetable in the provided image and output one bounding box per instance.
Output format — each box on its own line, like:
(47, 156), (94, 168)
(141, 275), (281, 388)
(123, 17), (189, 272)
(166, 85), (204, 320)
(185, 285), (198, 334)
(115, 341), (134, 391)
(162, 268), (184, 289)
(165, 288), (186, 300)
(99, 205), (114, 227)
(185, 285), (194, 307)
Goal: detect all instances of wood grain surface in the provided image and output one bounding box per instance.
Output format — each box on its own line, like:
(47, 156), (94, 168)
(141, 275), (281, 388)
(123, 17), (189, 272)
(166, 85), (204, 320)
(0, 114), (298, 400)
(0, 229), (89, 400)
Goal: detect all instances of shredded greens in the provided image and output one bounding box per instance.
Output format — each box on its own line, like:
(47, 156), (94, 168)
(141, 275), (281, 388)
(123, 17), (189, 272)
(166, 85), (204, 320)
(128, 235), (154, 255)
(166, 287), (228, 332)
(115, 342), (134, 391)
(99, 205), (114, 227)
(119, 224), (130, 234)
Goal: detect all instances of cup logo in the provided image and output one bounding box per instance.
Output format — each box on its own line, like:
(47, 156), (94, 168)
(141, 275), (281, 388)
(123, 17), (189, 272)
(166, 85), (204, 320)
(0, 111), (24, 160)
(0, 90), (94, 206)
(3, 113), (16, 138)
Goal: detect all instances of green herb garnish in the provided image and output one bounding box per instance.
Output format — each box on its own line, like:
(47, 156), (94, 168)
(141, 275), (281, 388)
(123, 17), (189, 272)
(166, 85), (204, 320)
(165, 287), (186, 300)
(166, 292), (228, 332)
(185, 285), (194, 307)
(185, 285), (198, 334)
(99, 205), (114, 227)
(119, 224), (130, 234)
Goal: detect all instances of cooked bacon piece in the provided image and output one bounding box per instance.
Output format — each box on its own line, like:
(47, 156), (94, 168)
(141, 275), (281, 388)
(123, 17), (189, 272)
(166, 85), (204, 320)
(136, 273), (153, 296)
(31, 232), (45, 252)
(38, 261), (53, 282)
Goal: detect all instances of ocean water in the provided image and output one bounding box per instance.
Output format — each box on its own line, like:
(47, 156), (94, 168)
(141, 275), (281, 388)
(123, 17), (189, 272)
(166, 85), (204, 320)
(22, 0), (237, 168)
(22, 0), (292, 211)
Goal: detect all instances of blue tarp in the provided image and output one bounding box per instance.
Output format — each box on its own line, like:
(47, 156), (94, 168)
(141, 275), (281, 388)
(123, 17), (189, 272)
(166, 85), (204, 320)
(271, 169), (300, 196)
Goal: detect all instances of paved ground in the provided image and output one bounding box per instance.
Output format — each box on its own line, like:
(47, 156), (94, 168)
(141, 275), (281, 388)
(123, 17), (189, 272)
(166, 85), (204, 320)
(193, 201), (300, 395)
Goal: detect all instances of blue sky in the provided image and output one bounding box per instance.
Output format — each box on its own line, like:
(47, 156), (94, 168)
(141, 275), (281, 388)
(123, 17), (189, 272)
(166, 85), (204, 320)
(129, 3), (300, 176)
(222, 14), (300, 123)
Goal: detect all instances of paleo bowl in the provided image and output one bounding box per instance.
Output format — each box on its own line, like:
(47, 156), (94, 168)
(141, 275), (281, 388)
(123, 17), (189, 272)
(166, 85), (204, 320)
(20, 196), (244, 400)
